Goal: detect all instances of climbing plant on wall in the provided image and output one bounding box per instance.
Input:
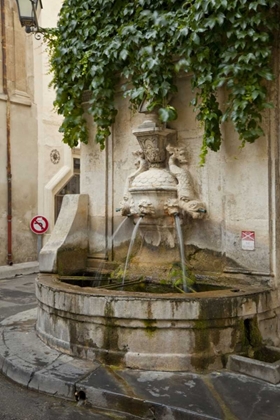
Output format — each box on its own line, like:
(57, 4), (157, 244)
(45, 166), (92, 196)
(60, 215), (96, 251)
(44, 0), (279, 164)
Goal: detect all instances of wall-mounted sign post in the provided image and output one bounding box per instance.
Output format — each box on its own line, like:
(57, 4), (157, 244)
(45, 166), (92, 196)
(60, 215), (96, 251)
(241, 231), (255, 251)
(30, 215), (49, 258)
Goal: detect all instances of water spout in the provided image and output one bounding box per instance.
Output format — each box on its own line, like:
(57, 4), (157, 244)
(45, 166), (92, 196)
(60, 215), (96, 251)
(122, 217), (143, 286)
(174, 214), (189, 292)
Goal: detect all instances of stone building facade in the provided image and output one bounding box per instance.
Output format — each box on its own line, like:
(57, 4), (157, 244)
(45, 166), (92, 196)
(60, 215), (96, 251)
(0, 0), (38, 266)
(0, 0), (79, 267)
(34, 0), (80, 243)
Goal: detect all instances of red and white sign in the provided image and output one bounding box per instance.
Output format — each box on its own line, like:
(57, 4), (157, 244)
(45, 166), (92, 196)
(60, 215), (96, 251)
(241, 231), (255, 251)
(30, 215), (49, 235)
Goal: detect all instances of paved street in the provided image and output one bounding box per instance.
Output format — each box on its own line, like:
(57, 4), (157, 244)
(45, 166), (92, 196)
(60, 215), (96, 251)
(0, 274), (37, 322)
(0, 370), (135, 420)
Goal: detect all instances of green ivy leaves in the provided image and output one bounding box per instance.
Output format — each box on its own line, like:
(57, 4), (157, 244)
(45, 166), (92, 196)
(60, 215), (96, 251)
(43, 0), (279, 163)
(159, 106), (178, 123)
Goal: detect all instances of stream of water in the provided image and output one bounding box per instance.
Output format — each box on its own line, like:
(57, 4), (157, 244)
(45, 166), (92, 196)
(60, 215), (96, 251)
(122, 217), (143, 286)
(94, 216), (129, 285)
(174, 214), (188, 292)
(110, 217), (129, 247)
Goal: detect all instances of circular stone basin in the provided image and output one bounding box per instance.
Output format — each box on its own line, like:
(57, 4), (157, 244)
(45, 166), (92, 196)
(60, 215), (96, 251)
(35, 273), (280, 372)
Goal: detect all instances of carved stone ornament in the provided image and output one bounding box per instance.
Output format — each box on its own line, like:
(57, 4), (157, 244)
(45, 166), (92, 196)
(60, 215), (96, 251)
(136, 135), (166, 165)
(166, 144), (207, 218)
(120, 114), (206, 221)
(50, 149), (60, 164)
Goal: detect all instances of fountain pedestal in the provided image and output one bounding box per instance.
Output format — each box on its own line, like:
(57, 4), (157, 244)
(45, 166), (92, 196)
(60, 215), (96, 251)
(118, 116), (206, 278)
(36, 273), (280, 372)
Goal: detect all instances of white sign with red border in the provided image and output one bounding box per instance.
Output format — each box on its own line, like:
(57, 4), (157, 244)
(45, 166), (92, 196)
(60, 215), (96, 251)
(30, 215), (49, 235)
(241, 231), (255, 251)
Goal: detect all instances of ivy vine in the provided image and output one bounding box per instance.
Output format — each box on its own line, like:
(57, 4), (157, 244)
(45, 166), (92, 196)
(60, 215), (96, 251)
(44, 0), (279, 164)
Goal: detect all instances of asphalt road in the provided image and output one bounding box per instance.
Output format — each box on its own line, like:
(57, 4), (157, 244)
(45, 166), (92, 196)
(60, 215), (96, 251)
(0, 274), (138, 420)
(0, 274), (37, 322)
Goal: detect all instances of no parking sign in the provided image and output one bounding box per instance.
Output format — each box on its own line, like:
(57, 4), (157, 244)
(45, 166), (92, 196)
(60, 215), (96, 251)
(241, 231), (255, 251)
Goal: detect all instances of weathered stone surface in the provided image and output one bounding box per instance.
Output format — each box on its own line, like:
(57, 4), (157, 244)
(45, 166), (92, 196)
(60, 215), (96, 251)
(80, 75), (275, 277)
(228, 351), (280, 384)
(35, 274), (279, 372)
(39, 194), (89, 275)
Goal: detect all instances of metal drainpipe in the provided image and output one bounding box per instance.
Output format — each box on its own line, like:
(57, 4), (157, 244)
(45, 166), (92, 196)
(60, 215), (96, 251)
(1, 0), (13, 265)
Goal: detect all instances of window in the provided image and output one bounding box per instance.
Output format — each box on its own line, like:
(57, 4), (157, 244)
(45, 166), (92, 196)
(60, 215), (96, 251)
(55, 159), (80, 221)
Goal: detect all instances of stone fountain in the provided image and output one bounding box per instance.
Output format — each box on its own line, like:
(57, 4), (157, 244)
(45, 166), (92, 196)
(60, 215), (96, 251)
(118, 113), (206, 284)
(38, 100), (280, 372)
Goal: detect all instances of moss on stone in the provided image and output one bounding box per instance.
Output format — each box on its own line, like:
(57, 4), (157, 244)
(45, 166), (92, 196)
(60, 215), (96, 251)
(101, 300), (126, 366)
(233, 316), (264, 357)
(143, 319), (157, 336)
(191, 319), (218, 371)
(245, 316), (263, 348)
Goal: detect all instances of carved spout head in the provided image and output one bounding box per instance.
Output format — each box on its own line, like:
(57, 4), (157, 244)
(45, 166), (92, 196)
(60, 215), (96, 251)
(179, 199), (207, 219)
(138, 200), (155, 216)
(164, 198), (180, 216)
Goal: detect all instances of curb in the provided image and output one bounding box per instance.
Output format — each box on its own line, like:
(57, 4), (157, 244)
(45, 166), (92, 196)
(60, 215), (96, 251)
(0, 309), (220, 420)
(0, 262), (39, 280)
